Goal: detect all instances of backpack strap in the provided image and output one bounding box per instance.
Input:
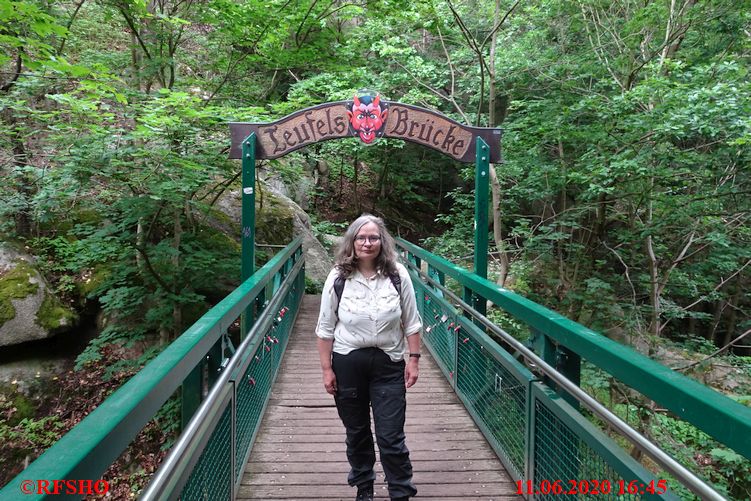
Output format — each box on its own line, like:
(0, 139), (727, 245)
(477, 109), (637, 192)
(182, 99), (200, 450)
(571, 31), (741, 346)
(388, 270), (402, 297)
(333, 274), (346, 318)
(333, 270), (402, 317)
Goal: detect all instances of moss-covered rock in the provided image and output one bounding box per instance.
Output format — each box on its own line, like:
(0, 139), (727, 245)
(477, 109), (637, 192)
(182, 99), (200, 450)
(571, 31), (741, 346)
(76, 265), (111, 300)
(211, 173), (333, 282)
(0, 245), (79, 347)
(0, 262), (40, 327)
(0, 383), (35, 426)
(256, 191), (295, 245)
(195, 224), (241, 254)
(210, 182), (296, 247)
(36, 293), (78, 332)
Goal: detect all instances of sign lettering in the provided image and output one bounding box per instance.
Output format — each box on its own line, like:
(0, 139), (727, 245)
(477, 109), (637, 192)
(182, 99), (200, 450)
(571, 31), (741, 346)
(230, 99), (501, 163)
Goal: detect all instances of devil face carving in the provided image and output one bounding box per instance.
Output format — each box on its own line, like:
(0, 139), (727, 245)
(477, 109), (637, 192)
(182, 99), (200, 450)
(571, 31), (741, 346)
(347, 94), (389, 144)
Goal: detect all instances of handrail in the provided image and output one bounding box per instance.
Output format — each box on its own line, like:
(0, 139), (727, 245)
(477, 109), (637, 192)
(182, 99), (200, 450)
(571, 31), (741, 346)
(140, 256), (305, 499)
(0, 237), (304, 501)
(396, 237), (751, 460)
(404, 259), (724, 501)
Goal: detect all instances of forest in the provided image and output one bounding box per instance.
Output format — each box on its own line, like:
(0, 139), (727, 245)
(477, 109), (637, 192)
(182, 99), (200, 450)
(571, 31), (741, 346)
(0, 0), (749, 498)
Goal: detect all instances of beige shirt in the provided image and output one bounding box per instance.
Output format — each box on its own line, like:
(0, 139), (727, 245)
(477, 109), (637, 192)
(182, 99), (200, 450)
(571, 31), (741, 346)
(315, 262), (422, 361)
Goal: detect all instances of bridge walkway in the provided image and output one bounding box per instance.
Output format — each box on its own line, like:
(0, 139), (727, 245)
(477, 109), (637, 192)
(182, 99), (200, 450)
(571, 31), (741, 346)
(238, 295), (520, 500)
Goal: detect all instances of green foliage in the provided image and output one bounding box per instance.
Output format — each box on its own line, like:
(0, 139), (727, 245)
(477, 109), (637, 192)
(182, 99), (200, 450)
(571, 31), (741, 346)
(710, 448), (751, 498)
(649, 413), (751, 499)
(305, 276), (322, 294)
(310, 216), (346, 249)
(153, 395), (181, 451)
(422, 187), (476, 260)
(0, 415), (65, 450)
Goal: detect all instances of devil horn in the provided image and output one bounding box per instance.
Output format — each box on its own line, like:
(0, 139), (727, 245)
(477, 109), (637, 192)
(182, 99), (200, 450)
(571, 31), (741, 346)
(373, 94), (380, 107)
(353, 95), (361, 107)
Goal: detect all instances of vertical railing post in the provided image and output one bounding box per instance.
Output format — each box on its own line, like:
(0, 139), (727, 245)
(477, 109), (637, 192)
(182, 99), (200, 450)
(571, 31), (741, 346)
(181, 364), (202, 430)
(528, 329), (582, 497)
(474, 137), (489, 321)
(427, 264), (444, 298)
(241, 133), (256, 340)
(206, 338), (223, 388)
(531, 329), (581, 408)
(556, 344), (581, 409)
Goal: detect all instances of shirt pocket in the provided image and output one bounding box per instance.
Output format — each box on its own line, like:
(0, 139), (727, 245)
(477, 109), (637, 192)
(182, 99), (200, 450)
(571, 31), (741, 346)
(378, 289), (400, 311)
(341, 291), (370, 317)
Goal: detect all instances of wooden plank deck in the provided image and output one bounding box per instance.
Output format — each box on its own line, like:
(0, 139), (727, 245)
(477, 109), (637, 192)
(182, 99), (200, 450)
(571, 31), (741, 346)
(238, 295), (520, 500)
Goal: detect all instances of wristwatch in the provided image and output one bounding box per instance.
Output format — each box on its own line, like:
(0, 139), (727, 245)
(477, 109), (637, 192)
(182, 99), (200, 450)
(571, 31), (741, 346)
(409, 353), (421, 359)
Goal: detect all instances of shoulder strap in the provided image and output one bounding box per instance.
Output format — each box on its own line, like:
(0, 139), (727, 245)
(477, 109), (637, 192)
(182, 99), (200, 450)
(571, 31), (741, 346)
(333, 274), (345, 317)
(388, 270), (402, 296)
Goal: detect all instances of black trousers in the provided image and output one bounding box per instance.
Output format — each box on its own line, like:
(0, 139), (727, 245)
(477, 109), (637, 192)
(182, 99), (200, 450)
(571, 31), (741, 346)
(332, 347), (417, 499)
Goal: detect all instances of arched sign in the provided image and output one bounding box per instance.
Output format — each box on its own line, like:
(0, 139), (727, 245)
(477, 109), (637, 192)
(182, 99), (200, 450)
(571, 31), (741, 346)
(229, 95), (502, 163)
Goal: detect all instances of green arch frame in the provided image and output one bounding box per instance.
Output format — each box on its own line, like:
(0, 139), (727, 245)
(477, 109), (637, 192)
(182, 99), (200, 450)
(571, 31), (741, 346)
(229, 97), (502, 334)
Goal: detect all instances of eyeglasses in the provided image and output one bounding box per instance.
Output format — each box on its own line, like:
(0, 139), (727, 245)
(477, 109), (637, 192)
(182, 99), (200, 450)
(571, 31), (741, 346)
(355, 235), (381, 244)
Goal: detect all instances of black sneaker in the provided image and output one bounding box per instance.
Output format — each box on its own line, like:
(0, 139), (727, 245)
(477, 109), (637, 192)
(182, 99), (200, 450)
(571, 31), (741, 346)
(355, 482), (374, 501)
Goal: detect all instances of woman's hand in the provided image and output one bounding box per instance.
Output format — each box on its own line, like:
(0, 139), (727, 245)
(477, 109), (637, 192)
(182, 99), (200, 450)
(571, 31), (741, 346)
(317, 338), (337, 395)
(322, 368), (338, 395)
(405, 358), (419, 388)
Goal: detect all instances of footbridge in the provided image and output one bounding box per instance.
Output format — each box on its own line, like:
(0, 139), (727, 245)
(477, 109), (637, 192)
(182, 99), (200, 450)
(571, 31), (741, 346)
(2, 238), (750, 500)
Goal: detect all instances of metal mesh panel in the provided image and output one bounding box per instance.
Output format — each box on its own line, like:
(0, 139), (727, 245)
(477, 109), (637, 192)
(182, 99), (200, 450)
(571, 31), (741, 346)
(235, 329), (274, 477)
(234, 278), (303, 479)
(534, 396), (641, 500)
(417, 284), (456, 375)
(180, 405), (232, 501)
(456, 327), (527, 479)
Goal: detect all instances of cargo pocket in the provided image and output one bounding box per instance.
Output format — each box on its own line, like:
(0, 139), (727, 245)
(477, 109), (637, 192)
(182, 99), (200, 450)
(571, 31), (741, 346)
(335, 387), (368, 428)
(371, 383), (407, 428)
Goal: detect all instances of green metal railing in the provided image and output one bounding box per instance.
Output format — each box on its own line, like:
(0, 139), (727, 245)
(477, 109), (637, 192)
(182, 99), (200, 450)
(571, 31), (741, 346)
(142, 241), (304, 499)
(0, 238), (304, 501)
(396, 238), (751, 501)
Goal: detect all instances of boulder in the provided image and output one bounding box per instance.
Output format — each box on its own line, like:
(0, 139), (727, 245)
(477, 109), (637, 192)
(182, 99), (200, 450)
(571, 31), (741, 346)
(289, 208), (334, 285)
(213, 181), (333, 285)
(0, 244), (77, 347)
(258, 160), (315, 211)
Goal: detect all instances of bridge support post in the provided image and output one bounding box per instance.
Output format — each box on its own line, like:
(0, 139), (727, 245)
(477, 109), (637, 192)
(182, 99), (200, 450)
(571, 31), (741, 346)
(241, 133), (257, 339)
(532, 330), (581, 409)
(471, 137), (489, 321)
(181, 364), (202, 430)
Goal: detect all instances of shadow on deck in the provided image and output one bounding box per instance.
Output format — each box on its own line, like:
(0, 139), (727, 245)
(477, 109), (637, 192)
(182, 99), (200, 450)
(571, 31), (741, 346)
(239, 295), (521, 500)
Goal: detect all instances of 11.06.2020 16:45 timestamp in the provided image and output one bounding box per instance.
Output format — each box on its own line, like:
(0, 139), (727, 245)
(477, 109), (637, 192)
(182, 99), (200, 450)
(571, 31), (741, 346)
(516, 479), (669, 496)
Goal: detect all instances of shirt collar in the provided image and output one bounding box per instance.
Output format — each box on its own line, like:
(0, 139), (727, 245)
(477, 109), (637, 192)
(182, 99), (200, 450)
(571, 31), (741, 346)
(354, 268), (382, 282)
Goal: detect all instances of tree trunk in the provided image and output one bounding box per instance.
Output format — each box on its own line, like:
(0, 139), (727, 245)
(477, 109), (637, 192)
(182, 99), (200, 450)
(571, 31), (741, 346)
(353, 156), (360, 213)
(11, 124), (32, 237)
(136, 218), (145, 272)
(131, 31), (142, 91)
(487, 0), (509, 287)
(720, 281), (742, 348)
(171, 209), (182, 341)
(646, 242), (660, 339)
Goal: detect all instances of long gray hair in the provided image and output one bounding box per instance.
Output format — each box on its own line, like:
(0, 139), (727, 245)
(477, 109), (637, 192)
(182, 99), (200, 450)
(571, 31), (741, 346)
(335, 214), (398, 278)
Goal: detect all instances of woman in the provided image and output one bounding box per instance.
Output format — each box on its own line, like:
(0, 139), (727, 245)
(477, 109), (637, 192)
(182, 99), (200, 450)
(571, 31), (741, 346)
(316, 214), (422, 501)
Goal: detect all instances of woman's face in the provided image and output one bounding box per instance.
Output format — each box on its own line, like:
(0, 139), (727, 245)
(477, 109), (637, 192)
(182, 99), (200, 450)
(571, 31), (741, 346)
(354, 221), (382, 265)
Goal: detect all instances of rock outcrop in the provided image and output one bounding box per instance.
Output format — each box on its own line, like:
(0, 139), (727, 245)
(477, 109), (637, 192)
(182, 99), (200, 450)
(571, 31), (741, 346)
(0, 244), (78, 347)
(213, 181), (333, 285)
